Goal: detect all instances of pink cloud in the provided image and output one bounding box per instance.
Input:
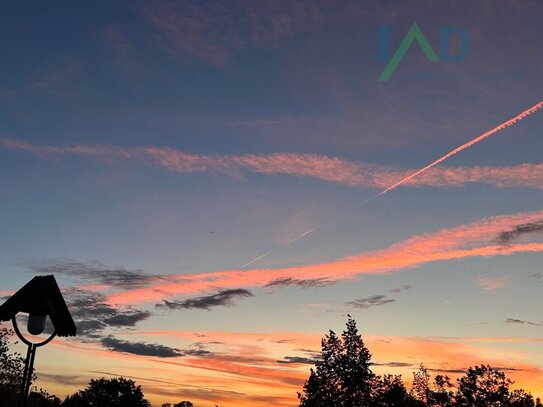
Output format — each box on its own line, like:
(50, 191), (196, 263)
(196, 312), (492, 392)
(139, 1), (327, 68)
(477, 275), (507, 290)
(3, 137), (543, 190)
(101, 209), (543, 305)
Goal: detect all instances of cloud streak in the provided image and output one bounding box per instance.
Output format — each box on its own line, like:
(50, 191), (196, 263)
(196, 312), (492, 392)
(264, 277), (333, 289)
(276, 355), (318, 365)
(65, 289), (151, 339)
(498, 222), (543, 244)
(101, 336), (184, 357)
(140, 1), (327, 68)
(504, 318), (542, 327)
(23, 259), (162, 289)
(4, 137), (543, 191)
(477, 276), (507, 291)
(156, 289), (254, 311)
(346, 295), (396, 309)
(105, 209), (543, 305)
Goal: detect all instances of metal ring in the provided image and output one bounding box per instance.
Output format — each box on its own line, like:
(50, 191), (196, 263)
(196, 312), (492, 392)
(11, 315), (57, 347)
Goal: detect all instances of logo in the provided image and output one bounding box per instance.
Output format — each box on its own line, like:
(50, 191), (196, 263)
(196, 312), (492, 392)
(378, 23), (470, 82)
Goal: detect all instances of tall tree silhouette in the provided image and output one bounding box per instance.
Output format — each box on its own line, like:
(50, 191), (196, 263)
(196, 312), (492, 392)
(297, 317), (540, 406)
(298, 315), (376, 406)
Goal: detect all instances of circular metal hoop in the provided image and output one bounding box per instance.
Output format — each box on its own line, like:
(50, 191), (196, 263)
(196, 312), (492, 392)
(12, 315), (56, 347)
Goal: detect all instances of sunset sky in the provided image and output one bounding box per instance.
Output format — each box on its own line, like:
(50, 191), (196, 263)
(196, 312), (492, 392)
(1, 1), (543, 406)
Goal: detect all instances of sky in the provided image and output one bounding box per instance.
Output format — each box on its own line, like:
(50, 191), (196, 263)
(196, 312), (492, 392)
(1, 1), (543, 406)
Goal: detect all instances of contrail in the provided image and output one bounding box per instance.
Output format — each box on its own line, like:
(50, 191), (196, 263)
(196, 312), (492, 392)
(360, 100), (543, 204)
(285, 227), (319, 245)
(240, 227), (319, 268)
(241, 251), (272, 269)
(244, 100), (543, 267)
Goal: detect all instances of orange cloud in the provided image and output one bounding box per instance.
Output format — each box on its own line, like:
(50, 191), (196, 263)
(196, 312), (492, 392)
(56, 329), (543, 406)
(104, 209), (543, 305)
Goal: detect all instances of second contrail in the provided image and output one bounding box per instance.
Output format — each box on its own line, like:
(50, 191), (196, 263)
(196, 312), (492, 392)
(242, 100), (543, 267)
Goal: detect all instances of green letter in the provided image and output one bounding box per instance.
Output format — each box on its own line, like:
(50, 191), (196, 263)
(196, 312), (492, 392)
(378, 23), (438, 82)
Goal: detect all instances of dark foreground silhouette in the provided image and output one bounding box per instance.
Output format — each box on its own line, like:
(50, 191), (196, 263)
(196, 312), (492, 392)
(298, 316), (540, 406)
(2, 322), (540, 407)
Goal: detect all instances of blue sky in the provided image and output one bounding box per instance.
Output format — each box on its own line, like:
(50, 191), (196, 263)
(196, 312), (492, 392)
(1, 1), (543, 406)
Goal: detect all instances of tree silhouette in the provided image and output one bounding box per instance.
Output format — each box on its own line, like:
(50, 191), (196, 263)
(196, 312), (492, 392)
(455, 365), (512, 406)
(509, 389), (535, 407)
(298, 329), (342, 406)
(0, 327), (62, 407)
(409, 364), (455, 406)
(429, 374), (454, 406)
(411, 364), (431, 404)
(0, 327), (25, 405)
(63, 377), (150, 407)
(27, 389), (62, 407)
(298, 317), (539, 407)
(373, 374), (414, 406)
(298, 315), (377, 406)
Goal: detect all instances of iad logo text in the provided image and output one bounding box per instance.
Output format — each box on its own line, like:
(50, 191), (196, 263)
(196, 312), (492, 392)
(379, 23), (470, 82)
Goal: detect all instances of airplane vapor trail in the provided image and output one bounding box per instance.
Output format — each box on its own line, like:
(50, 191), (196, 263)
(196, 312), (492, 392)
(241, 251), (272, 269)
(285, 227), (319, 245)
(361, 100), (543, 204)
(240, 227), (319, 268)
(244, 100), (543, 267)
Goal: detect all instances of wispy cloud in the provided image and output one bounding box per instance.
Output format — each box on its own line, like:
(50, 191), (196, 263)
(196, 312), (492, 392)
(101, 337), (182, 357)
(265, 277), (333, 289)
(140, 1), (327, 68)
(106, 209), (543, 305)
(23, 259), (162, 289)
(100, 336), (197, 357)
(65, 289), (151, 339)
(530, 272), (543, 281)
(4, 137), (543, 191)
(30, 57), (85, 97)
(156, 289), (254, 311)
(40, 327), (543, 407)
(477, 276), (507, 291)
(498, 222), (543, 245)
(374, 361), (414, 368)
(504, 318), (542, 327)
(346, 295), (396, 309)
(389, 284), (412, 294)
(276, 355), (318, 365)
(115, 328), (543, 399)
(100, 25), (142, 77)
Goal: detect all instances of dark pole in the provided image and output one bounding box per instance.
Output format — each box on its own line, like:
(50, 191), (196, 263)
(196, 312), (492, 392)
(18, 343), (36, 407)
(11, 316), (56, 407)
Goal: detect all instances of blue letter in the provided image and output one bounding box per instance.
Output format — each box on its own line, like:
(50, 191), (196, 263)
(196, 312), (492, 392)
(440, 26), (470, 61)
